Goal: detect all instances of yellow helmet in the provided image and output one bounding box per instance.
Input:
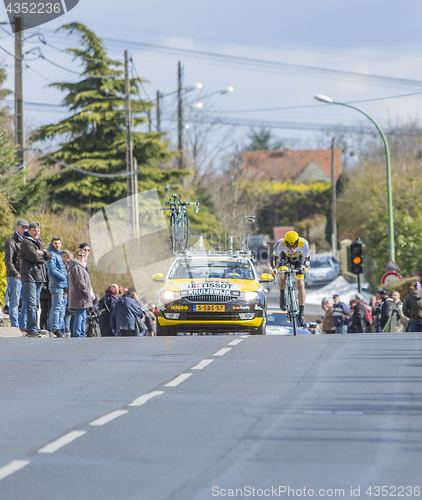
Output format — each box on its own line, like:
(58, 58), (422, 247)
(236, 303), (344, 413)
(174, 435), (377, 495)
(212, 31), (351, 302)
(285, 231), (299, 248)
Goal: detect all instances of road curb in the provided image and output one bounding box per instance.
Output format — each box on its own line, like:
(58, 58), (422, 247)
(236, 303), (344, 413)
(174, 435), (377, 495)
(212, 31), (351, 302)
(0, 327), (25, 338)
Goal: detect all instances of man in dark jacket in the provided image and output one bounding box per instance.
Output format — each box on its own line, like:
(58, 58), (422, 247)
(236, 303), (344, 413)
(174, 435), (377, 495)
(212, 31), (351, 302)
(332, 294), (350, 334)
(403, 282), (422, 332)
(377, 288), (393, 331)
(46, 237), (67, 337)
(4, 219), (28, 328)
(111, 287), (145, 336)
(350, 293), (366, 333)
(20, 222), (52, 336)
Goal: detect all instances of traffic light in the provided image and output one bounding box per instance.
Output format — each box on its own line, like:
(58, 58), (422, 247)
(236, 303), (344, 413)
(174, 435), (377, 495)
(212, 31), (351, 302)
(350, 240), (364, 275)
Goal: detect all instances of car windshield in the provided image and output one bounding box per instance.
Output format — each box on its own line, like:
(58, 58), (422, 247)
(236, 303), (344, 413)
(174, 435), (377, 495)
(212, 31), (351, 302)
(168, 259), (255, 280)
(310, 260), (332, 269)
(266, 311), (290, 326)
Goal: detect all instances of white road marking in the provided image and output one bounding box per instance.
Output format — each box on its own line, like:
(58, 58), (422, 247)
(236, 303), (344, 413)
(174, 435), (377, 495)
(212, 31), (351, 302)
(128, 390), (164, 407)
(214, 347), (232, 356)
(240, 334), (249, 338)
(0, 460), (30, 481)
(89, 410), (129, 427)
(228, 339), (243, 346)
(165, 373), (192, 387)
(192, 359), (214, 370)
(38, 430), (86, 454)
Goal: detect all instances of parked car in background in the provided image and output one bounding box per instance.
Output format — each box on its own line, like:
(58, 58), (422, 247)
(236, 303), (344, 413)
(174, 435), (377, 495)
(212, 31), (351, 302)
(306, 254), (340, 287)
(247, 236), (269, 265)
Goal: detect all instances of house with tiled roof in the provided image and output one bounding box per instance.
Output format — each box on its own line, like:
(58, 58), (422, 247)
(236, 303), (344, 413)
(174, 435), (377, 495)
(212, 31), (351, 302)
(241, 148), (342, 183)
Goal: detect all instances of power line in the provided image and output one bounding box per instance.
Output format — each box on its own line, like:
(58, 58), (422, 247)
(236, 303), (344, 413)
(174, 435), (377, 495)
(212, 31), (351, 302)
(32, 28), (422, 90)
(207, 90), (422, 114)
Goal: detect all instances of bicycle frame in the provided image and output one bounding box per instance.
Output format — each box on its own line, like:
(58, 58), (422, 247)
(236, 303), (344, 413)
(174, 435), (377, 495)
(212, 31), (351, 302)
(162, 194), (200, 254)
(285, 270), (300, 336)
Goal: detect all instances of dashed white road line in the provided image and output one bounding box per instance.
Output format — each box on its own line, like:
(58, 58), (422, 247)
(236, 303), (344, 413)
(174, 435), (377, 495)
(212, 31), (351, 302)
(165, 373), (193, 387)
(240, 334), (249, 338)
(128, 390), (164, 407)
(192, 359), (214, 370)
(228, 339), (243, 346)
(214, 347), (232, 356)
(89, 410), (129, 427)
(0, 460), (30, 481)
(38, 430), (87, 454)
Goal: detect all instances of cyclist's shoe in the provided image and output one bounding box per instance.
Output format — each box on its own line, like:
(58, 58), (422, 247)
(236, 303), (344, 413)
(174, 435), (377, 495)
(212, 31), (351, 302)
(298, 313), (307, 327)
(279, 291), (287, 311)
(298, 306), (307, 327)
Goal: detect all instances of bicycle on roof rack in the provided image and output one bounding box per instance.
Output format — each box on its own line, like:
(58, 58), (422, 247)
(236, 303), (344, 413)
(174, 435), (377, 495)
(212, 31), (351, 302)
(162, 193), (199, 255)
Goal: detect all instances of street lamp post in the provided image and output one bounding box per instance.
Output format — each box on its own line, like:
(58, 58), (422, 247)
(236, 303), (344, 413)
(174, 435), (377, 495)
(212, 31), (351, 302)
(314, 94), (395, 262)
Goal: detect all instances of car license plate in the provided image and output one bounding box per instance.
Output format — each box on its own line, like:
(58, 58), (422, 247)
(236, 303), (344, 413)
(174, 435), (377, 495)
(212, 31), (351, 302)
(194, 305), (225, 312)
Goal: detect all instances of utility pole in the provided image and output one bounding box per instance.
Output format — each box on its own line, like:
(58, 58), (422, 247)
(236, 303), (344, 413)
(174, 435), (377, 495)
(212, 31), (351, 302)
(14, 15), (24, 174)
(177, 61), (183, 169)
(331, 137), (337, 253)
(124, 50), (134, 231)
(156, 90), (161, 133)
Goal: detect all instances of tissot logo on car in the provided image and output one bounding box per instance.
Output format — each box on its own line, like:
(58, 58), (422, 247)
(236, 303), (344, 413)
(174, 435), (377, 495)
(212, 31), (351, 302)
(187, 281), (234, 289)
(5, 0), (80, 32)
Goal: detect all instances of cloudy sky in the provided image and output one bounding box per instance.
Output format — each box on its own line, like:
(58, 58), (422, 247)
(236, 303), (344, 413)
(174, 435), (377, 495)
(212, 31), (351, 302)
(1, 0), (422, 153)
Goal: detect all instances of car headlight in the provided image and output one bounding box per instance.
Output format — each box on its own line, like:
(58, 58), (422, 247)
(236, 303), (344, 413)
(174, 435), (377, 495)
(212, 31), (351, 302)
(241, 291), (260, 301)
(239, 312), (255, 320)
(164, 312), (180, 319)
(161, 290), (180, 301)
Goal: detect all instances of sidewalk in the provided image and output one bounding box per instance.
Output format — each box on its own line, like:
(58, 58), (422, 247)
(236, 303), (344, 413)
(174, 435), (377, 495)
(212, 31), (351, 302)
(0, 327), (24, 338)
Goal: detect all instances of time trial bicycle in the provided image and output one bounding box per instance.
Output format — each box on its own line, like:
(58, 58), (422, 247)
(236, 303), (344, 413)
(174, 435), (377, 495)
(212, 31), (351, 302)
(274, 268), (303, 336)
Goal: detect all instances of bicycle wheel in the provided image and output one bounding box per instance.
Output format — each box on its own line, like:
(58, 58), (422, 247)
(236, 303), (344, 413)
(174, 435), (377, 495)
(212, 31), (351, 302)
(288, 287), (297, 336)
(182, 212), (189, 251)
(169, 214), (177, 254)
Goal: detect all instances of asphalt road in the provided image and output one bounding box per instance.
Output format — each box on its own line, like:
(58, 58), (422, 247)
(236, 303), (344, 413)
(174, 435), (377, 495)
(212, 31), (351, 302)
(1, 331), (422, 500)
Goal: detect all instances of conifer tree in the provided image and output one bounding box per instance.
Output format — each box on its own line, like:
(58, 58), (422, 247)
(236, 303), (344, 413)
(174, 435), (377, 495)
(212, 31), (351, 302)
(32, 23), (176, 211)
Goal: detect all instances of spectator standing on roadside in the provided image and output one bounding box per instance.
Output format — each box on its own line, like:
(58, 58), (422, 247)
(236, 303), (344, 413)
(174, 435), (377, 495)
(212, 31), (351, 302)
(39, 276), (51, 331)
(374, 296), (382, 332)
(332, 294), (349, 335)
(98, 284), (119, 336)
(321, 299), (335, 334)
(403, 282), (422, 332)
(377, 289), (393, 332)
(19, 222), (52, 337)
(68, 250), (92, 337)
(46, 237), (67, 337)
(368, 297), (377, 333)
(350, 293), (366, 333)
(78, 243), (90, 273)
(4, 219), (28, 330)
(60, 250), (73, 336)
(385, 291), (409, 333)
(111, 287), (145, 337)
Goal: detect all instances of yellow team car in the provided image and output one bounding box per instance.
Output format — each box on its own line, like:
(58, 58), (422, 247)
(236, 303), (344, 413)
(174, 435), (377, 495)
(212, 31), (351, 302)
(152, 251), (273, 336)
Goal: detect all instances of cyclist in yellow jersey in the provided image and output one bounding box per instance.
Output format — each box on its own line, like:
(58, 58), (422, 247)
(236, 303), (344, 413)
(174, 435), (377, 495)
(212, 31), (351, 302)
(271, 231), (311, 327)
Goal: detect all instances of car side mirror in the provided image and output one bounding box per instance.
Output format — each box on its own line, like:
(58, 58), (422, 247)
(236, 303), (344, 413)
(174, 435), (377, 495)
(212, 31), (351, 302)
(152, 273), (164, 282)
(259, 273), (273, 282)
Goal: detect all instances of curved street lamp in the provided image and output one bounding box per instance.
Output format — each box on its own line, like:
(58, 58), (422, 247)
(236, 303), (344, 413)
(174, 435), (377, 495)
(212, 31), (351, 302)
(314, 94), (395, 262)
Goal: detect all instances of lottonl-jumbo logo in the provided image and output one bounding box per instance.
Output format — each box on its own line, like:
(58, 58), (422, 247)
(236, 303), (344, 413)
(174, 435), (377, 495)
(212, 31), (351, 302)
(5, 0), (79, 32)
